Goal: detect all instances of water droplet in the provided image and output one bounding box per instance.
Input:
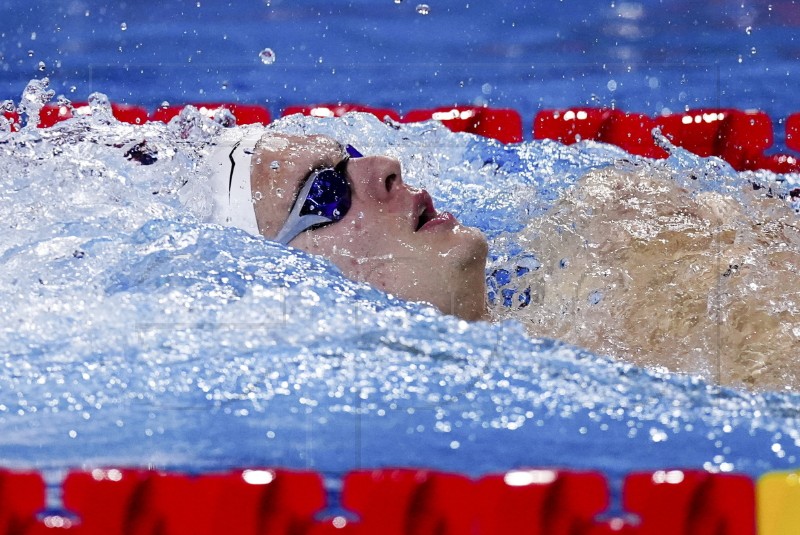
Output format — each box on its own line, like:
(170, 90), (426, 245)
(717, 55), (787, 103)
(37, 61), (46, 72)
(416, 4), (430, 15)
(588, 290), (604, 305)
(259, 48), (276, 65)
(745, 25), (752, 35)
(120, 22), (127, 31)
(275, 187), (284, 198)
(30, 32), (37, 40)
(69, 86), (77, 93)
(738, 55), (743, 63)
(27, 50), (34, 57)
(220, 80), (229, 90)
(253, 191), (263, 201)
(394, 0), (402, 3)
(751, 47), (757, 55)
(607, 79), (618, 91)
(270, 160), (280, 170)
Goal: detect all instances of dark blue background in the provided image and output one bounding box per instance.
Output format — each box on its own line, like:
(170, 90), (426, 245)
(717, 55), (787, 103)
(2, 0), (798, 136)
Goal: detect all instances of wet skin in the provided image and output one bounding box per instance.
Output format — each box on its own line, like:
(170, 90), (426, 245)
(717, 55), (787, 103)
(249, 133), (489, 321)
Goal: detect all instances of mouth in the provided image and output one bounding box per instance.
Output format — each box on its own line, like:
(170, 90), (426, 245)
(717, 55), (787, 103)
(414, 191), (438, 231)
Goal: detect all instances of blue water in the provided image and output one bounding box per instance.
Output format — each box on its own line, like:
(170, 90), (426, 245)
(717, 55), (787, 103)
(1, 0), (800, 504)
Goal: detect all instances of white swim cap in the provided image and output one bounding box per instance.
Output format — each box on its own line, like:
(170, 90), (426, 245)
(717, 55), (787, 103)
(204, 127), (263, 236)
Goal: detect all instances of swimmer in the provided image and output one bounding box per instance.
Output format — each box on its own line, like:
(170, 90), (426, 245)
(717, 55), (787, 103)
(203, 129), (489, 321)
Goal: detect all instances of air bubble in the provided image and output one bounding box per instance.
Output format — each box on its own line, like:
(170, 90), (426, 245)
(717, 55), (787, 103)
(416, 4), (430, 15)
(259, 48), (276, 65)
(270, 160), (280, 170)
(394, 0), (402, 3)
(120, 22), (127, 31)
(37, 61), (46, 72)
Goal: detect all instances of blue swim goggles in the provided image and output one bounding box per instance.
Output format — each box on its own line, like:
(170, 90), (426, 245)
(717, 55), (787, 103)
(274, 144), (363, 245)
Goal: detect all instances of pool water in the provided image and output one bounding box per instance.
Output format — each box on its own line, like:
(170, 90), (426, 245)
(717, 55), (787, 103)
(1, 104), (799, 488)
(3, 1), (799, 144)
(1, 0), (800, 501)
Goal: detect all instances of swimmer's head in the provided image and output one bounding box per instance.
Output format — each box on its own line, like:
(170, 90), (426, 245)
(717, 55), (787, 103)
(249, 132), (489, 321)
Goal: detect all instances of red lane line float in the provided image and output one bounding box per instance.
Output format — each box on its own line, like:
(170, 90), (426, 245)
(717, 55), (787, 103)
(281, 103), (401, 123)
(714, 110), (774, 171)
(534, 107), (800, 173)
(654, 109), (730, 157)
(58, 468), (324, 535)
(474, 469), (608, 535)
(281, 104), (523, 144)
(0, 468), (46, 535)
(624, 470), (756, 535)
(785, 113), (800, 153)
(597, 110), (668, 159)
(1, 111), (21, 132)
(37, 103), (149, 127)
(534, 108), (610, 145)
(1, 466), (797, 534)
(757, 153), (800, 174)
(402, 106), (524, 144)
(5, 98), (800, 173)
(62, 468), (151, 535)
(150, 103), (271, 125)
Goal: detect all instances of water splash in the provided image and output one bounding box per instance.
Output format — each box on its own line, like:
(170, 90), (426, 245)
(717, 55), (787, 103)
(258, 48), (276, 65)
(87, 92), (115, 124)
(0, 105), (799, 480)
(18, 77), (55, 129)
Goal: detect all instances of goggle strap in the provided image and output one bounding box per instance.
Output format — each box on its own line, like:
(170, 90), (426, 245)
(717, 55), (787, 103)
(275, 214), (331, 245)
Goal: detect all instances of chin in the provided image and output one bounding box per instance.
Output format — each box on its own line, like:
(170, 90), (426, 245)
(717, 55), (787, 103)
(452, 225), (489, 270)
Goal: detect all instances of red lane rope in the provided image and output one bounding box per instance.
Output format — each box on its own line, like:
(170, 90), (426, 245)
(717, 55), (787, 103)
(3, 102), (800, 174)
(0, 466), (769, 535)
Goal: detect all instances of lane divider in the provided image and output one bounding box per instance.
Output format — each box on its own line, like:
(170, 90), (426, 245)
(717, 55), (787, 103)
(2, 102), (800, 174)
(3, 466), (798, 534)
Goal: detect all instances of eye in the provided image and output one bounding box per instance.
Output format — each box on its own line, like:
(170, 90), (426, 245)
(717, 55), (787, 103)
(298, 168), (352, 221)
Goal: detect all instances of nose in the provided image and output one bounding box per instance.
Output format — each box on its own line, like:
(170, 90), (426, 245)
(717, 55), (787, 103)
(346, 155), (405, 202)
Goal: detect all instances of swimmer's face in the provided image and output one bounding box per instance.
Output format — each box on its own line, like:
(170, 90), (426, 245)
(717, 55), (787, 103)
(250, 133), (489, 321)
